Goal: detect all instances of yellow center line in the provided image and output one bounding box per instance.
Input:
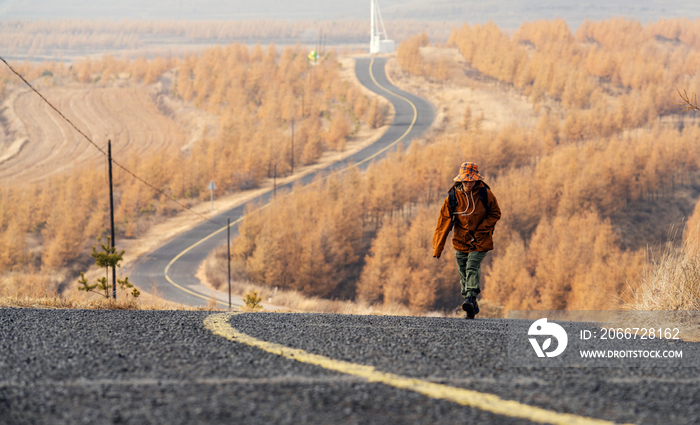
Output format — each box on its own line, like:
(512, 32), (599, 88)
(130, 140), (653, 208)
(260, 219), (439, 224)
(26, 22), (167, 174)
(355, 57), (419, 166)
(163, 202), (273, 307)
(163, 215), (245, 306)
(162, 57), (420, 306)
(204, 312), (632, 425)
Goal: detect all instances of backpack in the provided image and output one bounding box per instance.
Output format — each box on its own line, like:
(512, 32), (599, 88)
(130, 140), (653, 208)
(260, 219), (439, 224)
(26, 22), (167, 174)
(447, 182), (491, 230)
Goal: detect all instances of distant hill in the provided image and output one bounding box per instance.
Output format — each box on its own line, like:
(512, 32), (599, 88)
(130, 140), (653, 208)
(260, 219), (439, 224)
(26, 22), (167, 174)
(1, 0), (700, 30)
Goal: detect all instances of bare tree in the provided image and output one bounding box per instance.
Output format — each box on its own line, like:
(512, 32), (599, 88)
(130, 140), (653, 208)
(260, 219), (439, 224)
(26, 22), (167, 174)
(677, 87), (700, 112)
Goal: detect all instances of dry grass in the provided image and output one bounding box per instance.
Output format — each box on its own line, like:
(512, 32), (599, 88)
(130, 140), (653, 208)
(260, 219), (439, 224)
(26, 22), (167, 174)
(244, 282), (504, 318)
(0, 271), (65, 298)
(0, 294), (219, 311)
(623, 226), (700, 341)
(627, 235), (700, 311)
(208, 274), (415, 316)
(384, 47), (539, 139)
(0, 270), (222, 311)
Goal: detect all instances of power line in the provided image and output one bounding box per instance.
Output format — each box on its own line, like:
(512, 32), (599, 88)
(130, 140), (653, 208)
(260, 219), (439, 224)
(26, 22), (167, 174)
(0, 55), (224, 227)
(0, 57), (107, 156)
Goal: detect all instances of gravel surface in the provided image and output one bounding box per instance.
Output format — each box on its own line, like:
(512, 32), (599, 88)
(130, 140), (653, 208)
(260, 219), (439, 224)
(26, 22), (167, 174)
(1, 309), (699, 424)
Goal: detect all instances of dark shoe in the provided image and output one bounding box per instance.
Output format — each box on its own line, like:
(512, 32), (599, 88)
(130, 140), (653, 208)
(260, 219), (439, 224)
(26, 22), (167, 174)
(462, 297), (475, 319)
(471, 296), (480, 316)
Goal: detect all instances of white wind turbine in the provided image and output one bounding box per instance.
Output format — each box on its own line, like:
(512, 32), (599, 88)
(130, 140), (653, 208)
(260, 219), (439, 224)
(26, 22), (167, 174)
(370, 0), (395, 54)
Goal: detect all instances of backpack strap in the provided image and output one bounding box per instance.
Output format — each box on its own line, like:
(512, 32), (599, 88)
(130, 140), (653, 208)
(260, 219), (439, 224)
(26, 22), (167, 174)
(479, 183), (490, 215)
(448, 188), (458, 215)
(447, 187), (458, 230)
(478, 183), (494, 234)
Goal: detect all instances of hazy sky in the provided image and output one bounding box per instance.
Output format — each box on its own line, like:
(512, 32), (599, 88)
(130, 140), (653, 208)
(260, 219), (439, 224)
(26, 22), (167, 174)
(0, 0), (699, 29)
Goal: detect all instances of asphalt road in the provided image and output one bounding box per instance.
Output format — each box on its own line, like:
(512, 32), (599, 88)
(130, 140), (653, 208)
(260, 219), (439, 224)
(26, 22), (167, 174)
(2, 309), (699, 424)
(130, 57), (435, 308)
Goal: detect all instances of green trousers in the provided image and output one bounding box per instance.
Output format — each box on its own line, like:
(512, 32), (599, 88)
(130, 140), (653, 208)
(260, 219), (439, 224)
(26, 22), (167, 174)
(454, 250), (487, 298)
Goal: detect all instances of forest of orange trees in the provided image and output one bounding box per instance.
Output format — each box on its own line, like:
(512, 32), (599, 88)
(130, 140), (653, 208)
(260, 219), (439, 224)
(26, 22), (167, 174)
(3, 17), (700, 313)
(222, 17), (700, 313)
(0, 43), (385, 295)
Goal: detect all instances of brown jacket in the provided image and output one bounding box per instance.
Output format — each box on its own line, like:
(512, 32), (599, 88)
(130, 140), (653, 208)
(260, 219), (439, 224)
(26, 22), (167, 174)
(432, 181), (501, 257)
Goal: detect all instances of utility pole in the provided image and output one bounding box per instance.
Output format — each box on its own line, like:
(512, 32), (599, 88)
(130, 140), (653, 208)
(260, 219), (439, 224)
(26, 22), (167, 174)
(108, 140), (116, 301)
(273, 164), (277, 197)
(291, 118), (294, 175)
(227, 216), (231, 311)
(208, 180), (217, 212)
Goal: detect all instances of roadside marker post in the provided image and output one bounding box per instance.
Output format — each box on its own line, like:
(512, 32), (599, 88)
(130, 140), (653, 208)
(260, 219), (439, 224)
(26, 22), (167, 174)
(208, 180), (217, 212)
(273, 164), (277, 197)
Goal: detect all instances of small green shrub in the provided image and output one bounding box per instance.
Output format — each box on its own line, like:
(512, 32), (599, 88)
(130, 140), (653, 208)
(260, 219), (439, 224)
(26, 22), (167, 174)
(77, 236), (139, 301)
(243, 290), (262, 311)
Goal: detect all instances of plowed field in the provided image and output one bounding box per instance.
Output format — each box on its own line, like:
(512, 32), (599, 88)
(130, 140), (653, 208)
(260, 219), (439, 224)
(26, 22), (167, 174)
(0, 86), (186, 183)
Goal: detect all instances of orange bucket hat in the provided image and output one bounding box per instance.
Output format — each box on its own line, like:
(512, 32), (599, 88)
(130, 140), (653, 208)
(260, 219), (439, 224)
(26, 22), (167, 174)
(453, 162), (484, 182)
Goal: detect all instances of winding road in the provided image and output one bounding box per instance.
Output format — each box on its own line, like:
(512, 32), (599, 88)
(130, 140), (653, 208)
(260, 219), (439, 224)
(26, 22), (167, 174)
(130, 57), (435, 308)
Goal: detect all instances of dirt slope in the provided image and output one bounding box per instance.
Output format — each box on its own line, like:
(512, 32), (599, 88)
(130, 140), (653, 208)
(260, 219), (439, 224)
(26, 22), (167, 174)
(0, 85), (186, 183)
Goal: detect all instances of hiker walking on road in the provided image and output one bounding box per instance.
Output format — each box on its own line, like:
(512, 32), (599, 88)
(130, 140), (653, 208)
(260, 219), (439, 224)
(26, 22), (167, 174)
(432, 162), (501, 319)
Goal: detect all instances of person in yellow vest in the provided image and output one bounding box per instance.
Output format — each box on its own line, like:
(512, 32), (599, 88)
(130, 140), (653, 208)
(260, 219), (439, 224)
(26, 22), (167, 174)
(308, 50), (318, 63)
(432, 162), (501, 319)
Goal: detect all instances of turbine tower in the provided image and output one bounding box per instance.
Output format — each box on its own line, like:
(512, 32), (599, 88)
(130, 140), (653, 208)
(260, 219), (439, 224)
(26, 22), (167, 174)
(370, 0), (394, 54)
